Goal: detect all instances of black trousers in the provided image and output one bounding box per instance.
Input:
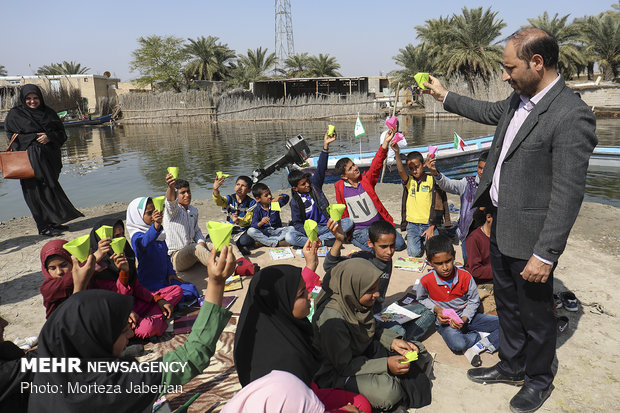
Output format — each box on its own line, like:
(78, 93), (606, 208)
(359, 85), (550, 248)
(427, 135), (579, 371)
(490, 219), (556, 390)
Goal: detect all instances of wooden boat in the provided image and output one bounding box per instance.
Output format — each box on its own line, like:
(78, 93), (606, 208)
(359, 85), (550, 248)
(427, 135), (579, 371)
(0, 114), (114, 129)
(297, 135), (620, 184)
(298, 135), (494, 184)
(62, 114), (114, 127)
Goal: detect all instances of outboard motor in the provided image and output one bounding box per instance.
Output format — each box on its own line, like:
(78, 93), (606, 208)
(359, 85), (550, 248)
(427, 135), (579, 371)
(251, 135), (310, 182)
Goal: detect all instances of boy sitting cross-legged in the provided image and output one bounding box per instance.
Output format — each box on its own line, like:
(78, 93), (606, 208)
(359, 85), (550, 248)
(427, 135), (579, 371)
(415, 235), (500, 367)
(247, 182), (294, 247)
(334, 128), (406, 252)
(285, 128), (353, 248)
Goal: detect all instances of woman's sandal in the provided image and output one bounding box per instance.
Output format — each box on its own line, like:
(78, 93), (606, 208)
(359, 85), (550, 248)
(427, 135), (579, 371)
(39, 226), (62, 237)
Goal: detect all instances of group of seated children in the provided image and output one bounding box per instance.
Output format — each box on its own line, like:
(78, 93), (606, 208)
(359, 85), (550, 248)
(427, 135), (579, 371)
(27, 124), (500, 412)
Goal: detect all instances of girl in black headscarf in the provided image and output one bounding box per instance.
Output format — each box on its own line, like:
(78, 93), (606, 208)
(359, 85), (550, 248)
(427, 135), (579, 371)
(4, 84), (82, 236)
(234, 243), (373, 413)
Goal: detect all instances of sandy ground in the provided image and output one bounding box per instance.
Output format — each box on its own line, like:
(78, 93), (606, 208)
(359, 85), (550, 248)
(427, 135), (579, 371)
(1, 183), (619, 412)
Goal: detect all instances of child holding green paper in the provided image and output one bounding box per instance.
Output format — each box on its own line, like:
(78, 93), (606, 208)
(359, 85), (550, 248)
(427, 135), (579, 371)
(126, 196), (201, 304)
(213, 175), (256, 256)
(89, 219), (184, 339)
(164, 175), (211, 272)
(285, 128), (353, 248)
(247, 183), (293, 247)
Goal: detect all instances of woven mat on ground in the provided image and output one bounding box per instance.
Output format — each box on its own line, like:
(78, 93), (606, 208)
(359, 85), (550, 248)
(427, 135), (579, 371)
(139, 316), (240, 413)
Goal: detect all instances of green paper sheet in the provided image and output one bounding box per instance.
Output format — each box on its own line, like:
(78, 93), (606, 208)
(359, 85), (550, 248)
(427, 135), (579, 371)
(216, 171), (230, 179)
(63, 234), (91, 263)
(270, 202), (281, 212)
(399, 351), (419, 364)
(110, 237), (126, 255)
(327, 204), (346, 221)
(95, 225), (113, 240)
(304, 219), (318, 242)
(167, 166), (179, 179)
(414, 72), (430, 89)
(152, 196), (165, 211)
(327, 125), (335, 136)
(206, 221), (234, 251)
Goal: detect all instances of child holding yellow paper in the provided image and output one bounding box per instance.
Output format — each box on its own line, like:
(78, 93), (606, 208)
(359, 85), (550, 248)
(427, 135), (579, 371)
(163, 174), (211, 272)
(285, 129), (353, 248)
(126, 197), (201, 304)
(89, 219), (183, 339)
(247, 183), (293, 247)
(213, 175), (257, 255)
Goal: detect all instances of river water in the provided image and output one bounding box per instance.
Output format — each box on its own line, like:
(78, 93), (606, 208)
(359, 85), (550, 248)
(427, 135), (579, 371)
(1, 117), (618, 221)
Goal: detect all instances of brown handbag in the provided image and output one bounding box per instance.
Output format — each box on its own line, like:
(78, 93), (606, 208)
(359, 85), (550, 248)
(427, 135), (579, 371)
(0, 133), (36, 179)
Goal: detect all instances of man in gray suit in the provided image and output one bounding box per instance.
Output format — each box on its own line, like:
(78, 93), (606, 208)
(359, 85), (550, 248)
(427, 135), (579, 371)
(424, 29), (596, 413)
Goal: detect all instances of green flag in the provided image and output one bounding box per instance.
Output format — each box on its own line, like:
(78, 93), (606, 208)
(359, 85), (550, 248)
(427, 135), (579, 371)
(354, 116), (366, 138)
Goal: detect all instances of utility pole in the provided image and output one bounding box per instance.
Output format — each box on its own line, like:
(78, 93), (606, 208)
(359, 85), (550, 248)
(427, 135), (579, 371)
(275, 0), (294, 70)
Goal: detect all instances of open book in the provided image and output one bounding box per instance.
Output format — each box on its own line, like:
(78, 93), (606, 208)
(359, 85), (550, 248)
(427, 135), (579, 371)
(374, 302), (421, 324)
(393, 257), (426, 272)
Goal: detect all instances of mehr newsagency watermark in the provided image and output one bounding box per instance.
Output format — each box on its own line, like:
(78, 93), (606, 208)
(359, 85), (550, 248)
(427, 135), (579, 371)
(20, 358), (185, 394)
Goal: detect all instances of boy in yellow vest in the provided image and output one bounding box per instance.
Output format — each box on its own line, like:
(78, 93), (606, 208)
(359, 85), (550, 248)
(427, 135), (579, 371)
(392, 143), (450, 257)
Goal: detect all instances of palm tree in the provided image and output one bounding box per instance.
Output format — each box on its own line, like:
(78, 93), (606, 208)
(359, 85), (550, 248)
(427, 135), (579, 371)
(0, 65), (7, 76)
(391, 43), (435, 86)
(307, 54), (342, 77)
(579, 13), (620, 80)
(441, 7), (506, 91)
(184, 36), (236, 81)
(524, 12), (586, 79)
(415, 15), (454, 63)
(36, 61), (90, 75)
(282, 53), (311, 77)
(237, 47), (279, 79)
(228, 47), (278, 89)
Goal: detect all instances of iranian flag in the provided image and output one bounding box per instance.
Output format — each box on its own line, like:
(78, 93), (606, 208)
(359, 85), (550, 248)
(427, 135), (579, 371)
(354, 115), (366, 138)
(454, 132), (466, 151)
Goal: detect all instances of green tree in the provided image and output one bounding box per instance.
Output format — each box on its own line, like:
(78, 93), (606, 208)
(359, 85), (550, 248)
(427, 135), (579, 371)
(130, 35), (188, 91)
(237, 47), (278, 78)
(184, 36), (236, 81)
(524, 12), (586, 79)
(442, 7), (506, 91)
(36, 61), (90, 75)
(415, 16), (453, 62)
(580, 12), (620, 80)
(282, 52), (311, 77)
(0, 65), (7, 76)
(390, 43), (435, 86)
(307, 54), (342, 77)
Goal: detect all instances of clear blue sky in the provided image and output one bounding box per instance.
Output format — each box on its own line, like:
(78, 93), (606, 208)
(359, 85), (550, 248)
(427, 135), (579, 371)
(1, 0), (615, 81)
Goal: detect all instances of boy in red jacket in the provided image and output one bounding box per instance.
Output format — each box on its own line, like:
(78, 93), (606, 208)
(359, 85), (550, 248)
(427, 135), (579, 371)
(334, 129), (406, 252)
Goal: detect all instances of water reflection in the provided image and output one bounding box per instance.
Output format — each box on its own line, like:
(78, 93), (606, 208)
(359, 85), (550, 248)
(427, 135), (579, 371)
(0, 118), (618, 221)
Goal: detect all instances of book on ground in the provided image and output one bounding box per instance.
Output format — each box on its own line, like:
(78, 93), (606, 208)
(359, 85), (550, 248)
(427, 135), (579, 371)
(374, 302), (421, 324)
(224, 275), (243, 292)
(269, 247), (295, 260)
(394, 257), (426, 272)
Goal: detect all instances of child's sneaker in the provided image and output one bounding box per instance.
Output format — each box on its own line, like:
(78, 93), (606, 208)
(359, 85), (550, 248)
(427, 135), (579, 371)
(560, 291), (579, 312)
(553, 294), (562, 309)
(465, 342), (484, 367)
(556, 316), (569, 334)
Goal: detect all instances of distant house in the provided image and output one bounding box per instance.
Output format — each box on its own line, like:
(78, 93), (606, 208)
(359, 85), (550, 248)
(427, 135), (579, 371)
(0, 74), (119, 115)
(250, 76), (390, 100)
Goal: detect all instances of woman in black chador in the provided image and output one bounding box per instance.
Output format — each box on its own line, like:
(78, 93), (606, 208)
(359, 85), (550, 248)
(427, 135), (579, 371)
(4, 84), (83, 236)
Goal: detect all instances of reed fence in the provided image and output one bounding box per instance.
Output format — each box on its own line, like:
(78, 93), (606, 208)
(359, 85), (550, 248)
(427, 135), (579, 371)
(117, 90), (216, 124)
(422, 74), (512, 116)
(216, 93), (379, 122)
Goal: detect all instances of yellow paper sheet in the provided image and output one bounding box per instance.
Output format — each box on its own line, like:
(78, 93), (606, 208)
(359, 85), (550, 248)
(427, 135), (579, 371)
(110, 237), (127, 255)
(63, 234), (91, 263)
(206, 221), (234, 251)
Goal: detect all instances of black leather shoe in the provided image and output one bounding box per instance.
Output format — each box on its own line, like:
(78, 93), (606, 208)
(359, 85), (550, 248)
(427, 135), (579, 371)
(467, 365), (525, 385)
(509, 385), (553, 413)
